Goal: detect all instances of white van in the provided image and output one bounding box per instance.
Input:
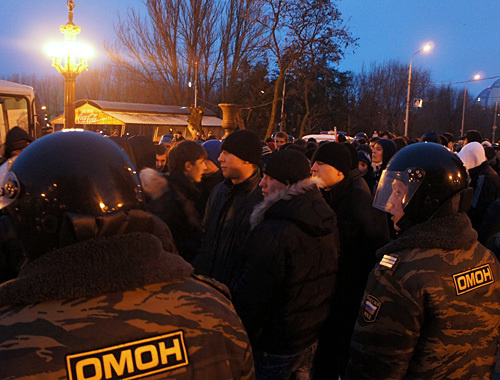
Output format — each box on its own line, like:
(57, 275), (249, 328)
(0, 80), (38, 149)
(302, 131), (352, 143)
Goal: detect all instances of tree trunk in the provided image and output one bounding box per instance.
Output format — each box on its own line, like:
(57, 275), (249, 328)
(299, 78), (311, 138)
(265, 73), (284, 139)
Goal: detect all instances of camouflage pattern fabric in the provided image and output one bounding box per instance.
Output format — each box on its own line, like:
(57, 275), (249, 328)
(0, 232), (255, 380)
(346, 213), (500, 380)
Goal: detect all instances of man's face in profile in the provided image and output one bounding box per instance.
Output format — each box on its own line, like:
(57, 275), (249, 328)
(387, 179), (407, 231)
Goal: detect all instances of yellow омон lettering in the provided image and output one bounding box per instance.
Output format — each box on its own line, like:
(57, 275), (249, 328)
(103, 349), (134, 378)
(465, 273), (477, 288)
(76, 357), (102, 380)
(159, 338), (183, 364)
(135, 344), (159, 371)
(483, 266), (493, 282)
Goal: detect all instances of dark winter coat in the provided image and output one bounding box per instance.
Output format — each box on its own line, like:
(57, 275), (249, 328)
(478, 198), (500, 259)
(361, 165), (376, 192)
(314, 172), (390, 379)
(196, 169), (224, 218)
(194, 169), (263, 291)
(346, 212), (500, 379)
(232, 178), (339, 355)
(141, 169), (204, 263)
(322, 172), (389, 310)
(0, 230), (255, 379)
(467, 161), (500, 232)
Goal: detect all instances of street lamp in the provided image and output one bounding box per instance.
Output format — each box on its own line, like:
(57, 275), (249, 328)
(493, 101), (498, 143)
(404, 43), (432, 137)
(46, 1), (91, 129)
(460, 74), (481, 137)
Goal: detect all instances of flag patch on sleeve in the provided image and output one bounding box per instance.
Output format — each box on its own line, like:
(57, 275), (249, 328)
(362, 295), (382, 323)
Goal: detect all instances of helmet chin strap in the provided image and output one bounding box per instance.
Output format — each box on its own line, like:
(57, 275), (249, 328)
(395, 188), (474, 233)
(59, 209), (155, 247)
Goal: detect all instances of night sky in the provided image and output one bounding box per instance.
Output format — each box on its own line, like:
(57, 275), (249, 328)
(1, 0), (499, 97)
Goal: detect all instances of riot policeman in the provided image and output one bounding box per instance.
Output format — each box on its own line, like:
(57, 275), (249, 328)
(346, 142), (500, 379)
(0, 131), (254, 379)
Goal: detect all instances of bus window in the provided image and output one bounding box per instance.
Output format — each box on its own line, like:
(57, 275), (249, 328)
(4, 96), (29, 131)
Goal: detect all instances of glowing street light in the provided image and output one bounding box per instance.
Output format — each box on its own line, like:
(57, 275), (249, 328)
(460, 74), (481, 137)
(404, 43), (433, 137)
(46, 1), (92, 129)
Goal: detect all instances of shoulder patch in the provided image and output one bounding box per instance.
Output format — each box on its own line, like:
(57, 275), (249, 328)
(453, 264), (495, 295)
(379, 254), (398, 269)
(66, 330), (189, 380)
(362, 294), (382, 323)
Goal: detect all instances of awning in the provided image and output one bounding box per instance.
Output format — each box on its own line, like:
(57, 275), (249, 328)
(105, 112), (188, 126)
(105, 112), (222, 127)
(201, 116), (222, 127)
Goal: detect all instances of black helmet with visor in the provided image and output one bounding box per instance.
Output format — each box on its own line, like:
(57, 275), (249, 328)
(373, 142), (470, 231)
(0, 130), (145, 259)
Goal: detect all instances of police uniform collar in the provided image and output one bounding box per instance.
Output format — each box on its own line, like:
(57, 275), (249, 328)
(0, 233), (193, 306)
(376, 212), (477, 259)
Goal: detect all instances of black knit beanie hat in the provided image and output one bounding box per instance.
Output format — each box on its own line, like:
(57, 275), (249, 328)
(264, 149), (311, 185)
(312, 142), (351, 176)
(221, 130), (262, 165)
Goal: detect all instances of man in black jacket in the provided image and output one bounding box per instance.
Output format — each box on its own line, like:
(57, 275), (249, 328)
(311, 142), (390, 379)
(233, 149), (339, 380)
(194, 129), (263, 291)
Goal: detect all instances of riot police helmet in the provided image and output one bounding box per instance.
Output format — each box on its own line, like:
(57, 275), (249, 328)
(354, 132), (369, 141)
(0, 130), (145, 259)
(373, 142), (469, 231)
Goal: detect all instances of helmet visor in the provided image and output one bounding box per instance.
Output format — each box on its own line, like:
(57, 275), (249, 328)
(373, 168), (424, 214)
(0, 157), (20, 209)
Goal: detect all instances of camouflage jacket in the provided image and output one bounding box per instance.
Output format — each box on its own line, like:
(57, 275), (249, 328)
(346, 213), (500, 380)
(0, 232), (255, 380)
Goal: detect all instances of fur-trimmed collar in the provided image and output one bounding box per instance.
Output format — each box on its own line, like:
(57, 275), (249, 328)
(140, 168), (168, 200)
(0, 232), (193, 306)
(250, 177), (326, 230)
(377, 213), (477, 258)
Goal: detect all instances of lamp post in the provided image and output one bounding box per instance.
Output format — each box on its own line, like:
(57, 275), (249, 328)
(47, 1), (91, 129)
(493, 101), (498, 143)
(460, 74), (481, 137)
(404, 44), (432, 137)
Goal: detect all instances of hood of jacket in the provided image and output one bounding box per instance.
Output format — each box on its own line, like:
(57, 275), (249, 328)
(458, 141), (487, 171)
(250, 177), (334, 237)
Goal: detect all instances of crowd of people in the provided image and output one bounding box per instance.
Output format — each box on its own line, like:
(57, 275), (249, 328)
(1, 125), (500, 379)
